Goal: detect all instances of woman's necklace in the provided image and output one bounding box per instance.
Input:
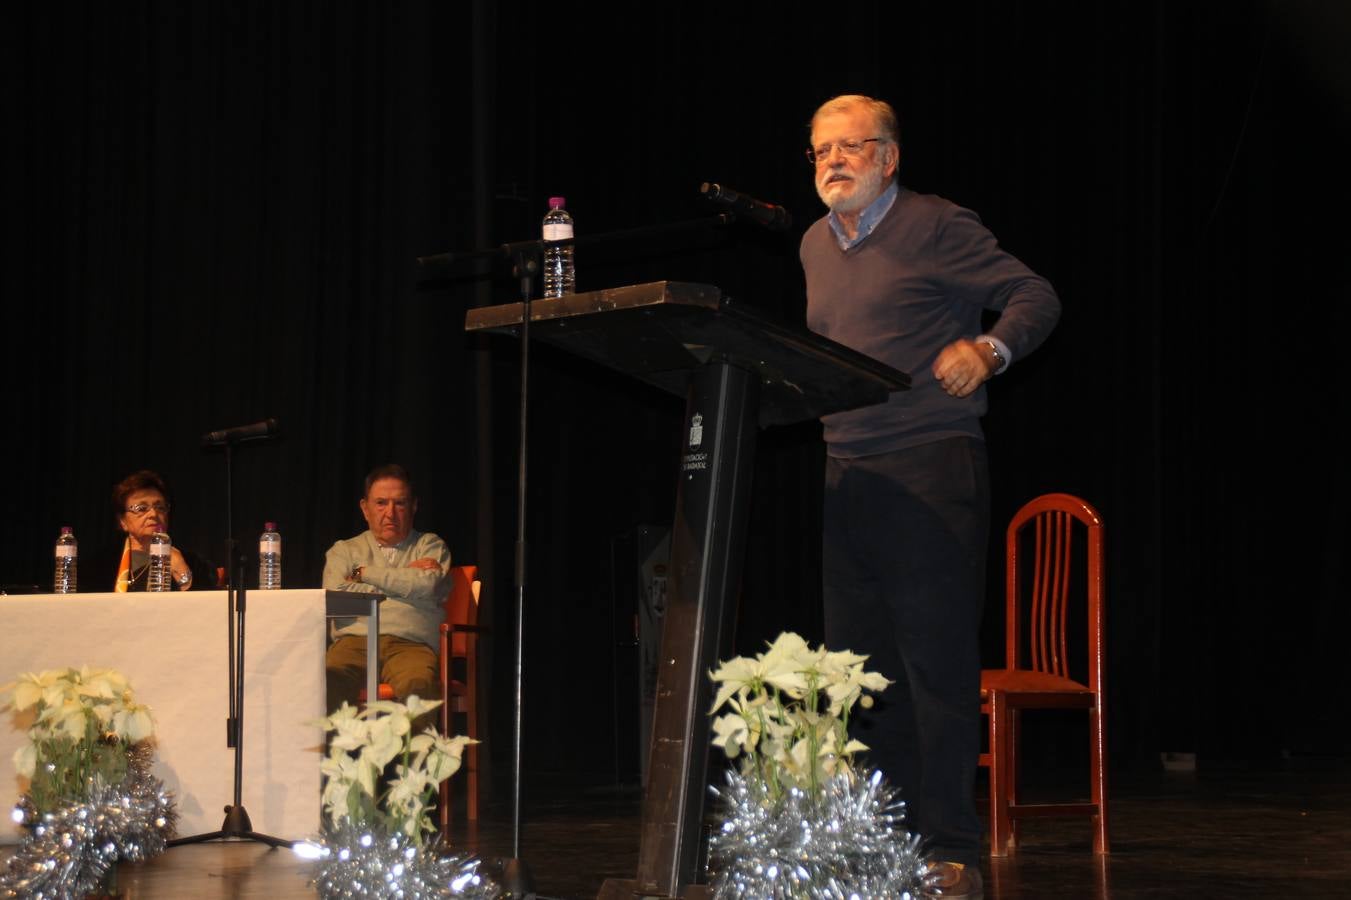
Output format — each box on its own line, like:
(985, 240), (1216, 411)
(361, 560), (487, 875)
(128, 562), (150, 585)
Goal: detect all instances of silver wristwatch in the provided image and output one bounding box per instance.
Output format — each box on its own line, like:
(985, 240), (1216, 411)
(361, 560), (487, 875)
(980, 339), (1005, 371)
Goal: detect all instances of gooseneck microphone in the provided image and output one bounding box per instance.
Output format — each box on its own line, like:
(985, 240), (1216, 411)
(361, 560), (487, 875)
(201, 418), (280, 447)
(699, 182), (793, 232)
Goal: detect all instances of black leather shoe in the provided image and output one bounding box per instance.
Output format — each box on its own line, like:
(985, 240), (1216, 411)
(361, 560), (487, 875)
(924, 861), (985, 899)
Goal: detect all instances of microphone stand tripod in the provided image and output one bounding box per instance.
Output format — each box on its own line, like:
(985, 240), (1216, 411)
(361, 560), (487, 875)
(169, 435), (290, 849)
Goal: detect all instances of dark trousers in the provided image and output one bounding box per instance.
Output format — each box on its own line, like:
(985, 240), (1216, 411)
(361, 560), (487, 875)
(822, 436), (989, 865)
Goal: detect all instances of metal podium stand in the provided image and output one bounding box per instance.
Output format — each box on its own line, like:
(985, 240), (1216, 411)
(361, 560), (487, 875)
(466, 281), (909, 899)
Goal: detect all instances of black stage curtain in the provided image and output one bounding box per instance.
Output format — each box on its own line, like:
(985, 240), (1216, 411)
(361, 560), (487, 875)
(4, 1), (1348, 779)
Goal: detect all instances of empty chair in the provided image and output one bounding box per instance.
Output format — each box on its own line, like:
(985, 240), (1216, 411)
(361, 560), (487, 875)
(979, 492), (1108, 856)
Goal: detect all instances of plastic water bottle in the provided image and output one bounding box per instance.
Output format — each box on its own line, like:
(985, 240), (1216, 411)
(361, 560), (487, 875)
(53, 526), (78, 593)
(147, 529), (173, 592)
(259, 522), (281, 589)
(542, 196), (575, 298)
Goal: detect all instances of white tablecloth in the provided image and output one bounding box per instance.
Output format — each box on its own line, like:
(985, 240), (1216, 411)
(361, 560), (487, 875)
(0, 589), (327, 844)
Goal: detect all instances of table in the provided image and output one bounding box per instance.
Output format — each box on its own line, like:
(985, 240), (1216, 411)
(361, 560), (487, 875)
(0, 589), (329, 844)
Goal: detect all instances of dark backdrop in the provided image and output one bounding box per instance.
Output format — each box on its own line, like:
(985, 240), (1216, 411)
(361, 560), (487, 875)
(4, 1), (1348, 786)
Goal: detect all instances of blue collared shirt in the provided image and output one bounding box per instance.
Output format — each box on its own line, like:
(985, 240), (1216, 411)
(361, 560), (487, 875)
(827, 181), (899, 250)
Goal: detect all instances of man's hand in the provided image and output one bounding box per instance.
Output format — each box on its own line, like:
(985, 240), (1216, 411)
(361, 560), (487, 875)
(932, 339), (999, 398)
(407, 558), (443, 572)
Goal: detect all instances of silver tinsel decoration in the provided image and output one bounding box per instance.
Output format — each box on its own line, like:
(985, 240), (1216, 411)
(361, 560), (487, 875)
(706, 768), (931, 899)
(0, 742), (178, 899)
(297, 822), (501, 899)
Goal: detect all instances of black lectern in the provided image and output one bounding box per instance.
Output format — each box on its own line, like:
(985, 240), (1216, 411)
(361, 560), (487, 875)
(465, 281), (909, 899)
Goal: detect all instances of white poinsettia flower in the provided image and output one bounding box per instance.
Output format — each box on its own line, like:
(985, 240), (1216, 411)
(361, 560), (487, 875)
(711, 713), (750, 758)
(759, 712), (796, 749)
(424, 732), (474, 783)
(427, 755), (460, 784)
(759, 634), (814, 694)
(437, 731), (474, 758)
(425, 748), (463, 783)
(386, 765), (433, 814)
(3, 665), (161, 814)
(55, 702), (89, 742)
(3, 672), (52, 711)
(324, 750), (378, 802)
(767, 627), (826, 675)
(40, 683), (71, 713)
(320, 761), (373, 825)
(708, 652), (809, 713)
(360, 719), (404, 771)
(414, 731), (460, 781)
(76, 676), (117, 701)
(781, 736), (814, 782)
(762, 632), (810, 664)
(327, 713), (370, 752)
(310, 694), (479, 842)
(399, 805), (425, 838)
(113, 704), (156, 742)
(13, 742), (36, 778)
(703, 633), (893, 804)
(708, 656), (757, 713)
(760, 736), (791, 769)
(314, 702), (361, 734)
(825, 664), (892, 716)
(819, 648), (871, 674)
(401, 694), (443, 720)
(364, 699), (413, 737)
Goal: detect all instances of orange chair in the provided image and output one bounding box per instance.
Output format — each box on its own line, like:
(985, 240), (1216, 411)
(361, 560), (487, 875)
(979, 493), (1108, 856)
(352, 564), (484, 836)
(439, 564), (483, 836)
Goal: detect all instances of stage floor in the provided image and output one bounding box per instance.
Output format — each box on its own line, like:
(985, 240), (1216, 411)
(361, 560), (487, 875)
(3, 757), (1347, 898)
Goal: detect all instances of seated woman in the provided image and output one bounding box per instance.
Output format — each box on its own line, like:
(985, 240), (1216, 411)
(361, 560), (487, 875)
(111, 469), (216, 591)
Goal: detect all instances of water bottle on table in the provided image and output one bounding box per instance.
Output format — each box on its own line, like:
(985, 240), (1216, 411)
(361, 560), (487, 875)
(53, 526), (78, 593)
(147, 529), (173, 592)
(259, 522), (282, 589)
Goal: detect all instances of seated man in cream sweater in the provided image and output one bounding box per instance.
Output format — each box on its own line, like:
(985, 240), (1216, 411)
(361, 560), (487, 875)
(323, 464), (452, 714)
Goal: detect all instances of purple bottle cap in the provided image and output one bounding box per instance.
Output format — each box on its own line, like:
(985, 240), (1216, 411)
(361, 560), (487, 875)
(265, 522), (277, 531)
(61, 526), (73, 535)
(549, 196), (566, 208)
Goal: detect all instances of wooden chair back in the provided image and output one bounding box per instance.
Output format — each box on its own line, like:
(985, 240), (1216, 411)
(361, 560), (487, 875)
(439, 564), (483, 836)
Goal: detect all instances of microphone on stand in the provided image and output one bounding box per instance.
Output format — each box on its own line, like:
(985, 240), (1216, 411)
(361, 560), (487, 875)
(201, 418), (280, 447)
(699, 182), (793, 232)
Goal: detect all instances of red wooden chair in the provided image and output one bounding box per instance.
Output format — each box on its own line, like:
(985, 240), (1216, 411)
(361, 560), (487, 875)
(979, 493), (1108, 856)
(439, 564), (483, 837)
(353, 564), (484, 837)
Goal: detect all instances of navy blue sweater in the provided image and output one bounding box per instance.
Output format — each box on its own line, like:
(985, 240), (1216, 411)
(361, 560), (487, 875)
(802, 186), (1060, 457)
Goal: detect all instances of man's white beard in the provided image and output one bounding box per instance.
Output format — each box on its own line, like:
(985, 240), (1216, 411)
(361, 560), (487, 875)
(817, 163), (885, 214)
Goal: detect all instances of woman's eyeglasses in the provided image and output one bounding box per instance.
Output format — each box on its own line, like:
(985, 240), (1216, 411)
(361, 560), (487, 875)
(126, 502), (170, 516)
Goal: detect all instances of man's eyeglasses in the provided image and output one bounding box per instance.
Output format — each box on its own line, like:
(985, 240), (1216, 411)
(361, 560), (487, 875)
(126, 502), (170, 516)
(806, 138), (883, 165)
